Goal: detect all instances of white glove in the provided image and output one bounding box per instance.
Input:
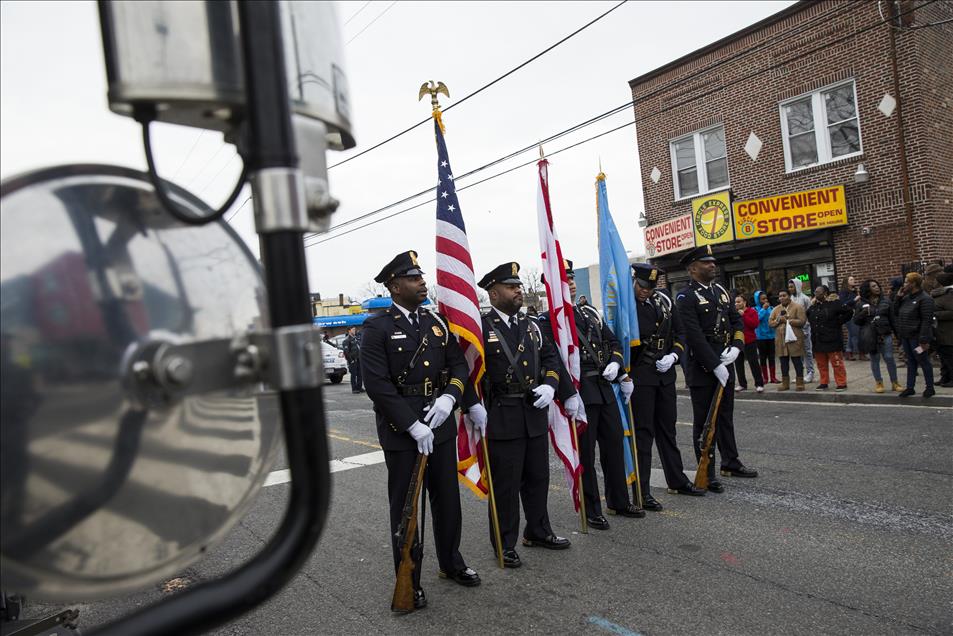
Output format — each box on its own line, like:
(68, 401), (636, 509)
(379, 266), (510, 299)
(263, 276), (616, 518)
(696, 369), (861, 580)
(655, 353), (678, 373)
(531, 384), (555, 409)
(407, 421), (434, 455)
(720, 346), (741, 365)
(564, 394), (583, 419)
(602, 361), (621, 382)
(713, 363), (730, 387)
(423, 394), (456, 430)
(619, 376), (634, 404)
(467, 402), (488, 441)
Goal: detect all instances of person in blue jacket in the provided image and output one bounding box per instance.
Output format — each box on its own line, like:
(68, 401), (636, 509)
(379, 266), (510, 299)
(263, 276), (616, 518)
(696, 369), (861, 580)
(754, 291), (778, 384)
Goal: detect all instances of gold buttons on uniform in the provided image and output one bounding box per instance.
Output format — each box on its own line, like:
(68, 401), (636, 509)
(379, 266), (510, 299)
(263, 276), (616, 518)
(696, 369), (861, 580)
(523, 360), (528, 366)
(424, 360), (430, 367)
(398, 346), (403, 351)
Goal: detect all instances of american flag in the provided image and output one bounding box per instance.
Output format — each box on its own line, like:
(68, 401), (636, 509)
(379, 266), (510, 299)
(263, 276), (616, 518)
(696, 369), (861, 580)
(431, 117), (488, 498)
(536, 158), (584, 511)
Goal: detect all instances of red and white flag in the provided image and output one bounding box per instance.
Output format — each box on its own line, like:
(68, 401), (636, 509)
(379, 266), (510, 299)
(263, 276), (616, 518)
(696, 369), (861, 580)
(536, 158), (584, 511)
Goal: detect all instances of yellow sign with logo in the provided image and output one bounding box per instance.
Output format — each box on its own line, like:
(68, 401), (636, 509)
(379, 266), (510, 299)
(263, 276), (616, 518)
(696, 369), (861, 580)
(691, 191), (734, 247)
(733, 185), (847, 240)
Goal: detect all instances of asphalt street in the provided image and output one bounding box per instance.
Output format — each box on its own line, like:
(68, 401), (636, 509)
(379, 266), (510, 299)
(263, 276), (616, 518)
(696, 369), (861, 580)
(24, 383), (953, 635)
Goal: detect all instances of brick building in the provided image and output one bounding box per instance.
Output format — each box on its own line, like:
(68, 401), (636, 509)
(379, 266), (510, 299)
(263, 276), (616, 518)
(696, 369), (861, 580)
(630, 0), (952, 300)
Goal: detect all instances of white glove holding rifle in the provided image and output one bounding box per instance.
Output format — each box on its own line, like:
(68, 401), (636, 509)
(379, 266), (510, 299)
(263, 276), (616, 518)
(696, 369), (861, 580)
(466, 402), (488, 441)
(713, 363), (730, 387)
(423, 394), (456, 430)
(407, 421), (434, 455)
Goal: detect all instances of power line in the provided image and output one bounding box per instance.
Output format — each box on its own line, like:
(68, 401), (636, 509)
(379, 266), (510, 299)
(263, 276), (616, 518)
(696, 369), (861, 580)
(328, 0), (629, 170)
(314, 0), (851, 239)
(305, 0), (928, 246)
(307, 104), (632, 239)
(170, 130), (205, 182)
(307, 1), (856, 240)
(346, 0), (398, 46)
(226, 195), (253, 224)
(305, 120), (635, 247)
(343, 1), (373, 26)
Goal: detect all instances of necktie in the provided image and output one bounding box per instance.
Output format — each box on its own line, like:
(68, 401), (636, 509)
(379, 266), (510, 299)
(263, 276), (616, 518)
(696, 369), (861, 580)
(509, 315), (518, 337)
(409, 311), (420, 336)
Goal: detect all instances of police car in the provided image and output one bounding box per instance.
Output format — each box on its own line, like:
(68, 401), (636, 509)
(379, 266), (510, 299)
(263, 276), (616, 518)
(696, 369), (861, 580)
(322, 341), (348, 384)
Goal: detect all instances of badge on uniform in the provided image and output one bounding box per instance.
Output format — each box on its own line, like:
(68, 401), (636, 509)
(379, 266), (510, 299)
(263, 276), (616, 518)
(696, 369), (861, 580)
(431, 324), (444, 337)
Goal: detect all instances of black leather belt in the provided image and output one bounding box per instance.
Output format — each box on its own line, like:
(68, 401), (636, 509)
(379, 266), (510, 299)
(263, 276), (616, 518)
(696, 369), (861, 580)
(396, 376), (447, 397)
(492, 379), (535, 396)
(582, 370), (602, 378)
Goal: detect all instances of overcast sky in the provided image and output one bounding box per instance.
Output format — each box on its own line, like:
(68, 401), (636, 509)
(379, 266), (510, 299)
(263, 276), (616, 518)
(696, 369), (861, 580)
(1, 0), (793, 301)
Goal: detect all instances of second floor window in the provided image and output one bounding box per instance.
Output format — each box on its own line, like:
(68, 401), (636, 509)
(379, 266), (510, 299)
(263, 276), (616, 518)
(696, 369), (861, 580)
(670, 125), (729, 200)
(780, 80), (862, 172)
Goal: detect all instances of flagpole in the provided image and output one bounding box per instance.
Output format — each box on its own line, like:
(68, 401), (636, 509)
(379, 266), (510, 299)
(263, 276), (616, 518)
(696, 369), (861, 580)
(570, 418), (588, 533)
(480, 436), (505, 569)
(625, 401), (644, 509)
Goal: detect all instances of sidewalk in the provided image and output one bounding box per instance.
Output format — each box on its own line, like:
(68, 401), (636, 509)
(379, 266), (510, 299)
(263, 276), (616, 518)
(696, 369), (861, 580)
(676, 356), (953, 407)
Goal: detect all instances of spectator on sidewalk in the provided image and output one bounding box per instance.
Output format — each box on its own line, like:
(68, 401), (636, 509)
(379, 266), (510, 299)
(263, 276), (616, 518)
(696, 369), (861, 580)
(769, 290), (807, 391)
(922, 263), (943, 293)
(342, 326), (364, 394)
(734, 294), (764, 393)
(755, 291), (779, 384)
(893, 272), (936, 398)
(854, 279), (901, 393)
(808, 285), (852, 391)
(788, 278), (815, 383)
(839, 276), (864, 361)
(931, 271), (953, 388)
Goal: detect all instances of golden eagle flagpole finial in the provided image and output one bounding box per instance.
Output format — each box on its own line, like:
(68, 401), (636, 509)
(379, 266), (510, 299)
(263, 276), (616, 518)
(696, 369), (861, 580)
(419, 80), (450, 133)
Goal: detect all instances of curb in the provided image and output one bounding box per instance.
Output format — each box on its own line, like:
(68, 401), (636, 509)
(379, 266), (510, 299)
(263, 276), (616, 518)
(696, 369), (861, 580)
(675, 388), (952, 407)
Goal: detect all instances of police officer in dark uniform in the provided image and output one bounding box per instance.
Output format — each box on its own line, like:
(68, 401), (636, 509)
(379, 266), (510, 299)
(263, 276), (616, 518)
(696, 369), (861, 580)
(540, 260), (642, 529)
(475, 262), (570, 569)
(627, 263), (706, 510)
(361, 251), (484, 610)
(674, 246), (759, 492)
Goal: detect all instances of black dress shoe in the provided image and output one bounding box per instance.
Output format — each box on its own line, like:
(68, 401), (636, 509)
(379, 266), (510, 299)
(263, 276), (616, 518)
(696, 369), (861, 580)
(641, 494), (664, 512)
(439, 567), (481, 587)
(923, 387), (936, 398)
(707, 480), (725, 493)
(502, 549), (522, 568)
(668, 483), (706, 496)
(586, 515), (610, 530)
(413, 588), (427, 610)
(721, 465), (759, 478)
(522, 534), (571, 550)
(607, 504), (646, 518)
(899, 388), (915, 397)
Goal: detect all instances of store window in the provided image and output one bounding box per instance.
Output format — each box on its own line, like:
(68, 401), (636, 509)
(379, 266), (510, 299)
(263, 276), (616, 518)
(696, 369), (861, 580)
(669, 124), (729, 200)
(780, 80), (862, 172)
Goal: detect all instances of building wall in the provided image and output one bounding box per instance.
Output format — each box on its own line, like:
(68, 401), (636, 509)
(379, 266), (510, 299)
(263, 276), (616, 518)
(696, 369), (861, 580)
(630, 0), (952, 288)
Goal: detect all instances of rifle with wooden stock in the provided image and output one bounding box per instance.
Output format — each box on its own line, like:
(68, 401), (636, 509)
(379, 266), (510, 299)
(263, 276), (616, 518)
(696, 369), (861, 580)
(391, 453), (428, 613)
(693, 383), (725, 490)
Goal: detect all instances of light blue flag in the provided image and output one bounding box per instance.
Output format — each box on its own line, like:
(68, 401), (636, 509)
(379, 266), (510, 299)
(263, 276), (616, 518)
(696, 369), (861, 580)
(596, 172), (641, 486)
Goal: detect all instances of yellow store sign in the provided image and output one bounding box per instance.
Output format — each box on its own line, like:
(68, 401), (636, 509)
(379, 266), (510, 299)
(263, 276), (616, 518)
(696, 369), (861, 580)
(691, 191), (734, 247)
(733, 185), (847, 240)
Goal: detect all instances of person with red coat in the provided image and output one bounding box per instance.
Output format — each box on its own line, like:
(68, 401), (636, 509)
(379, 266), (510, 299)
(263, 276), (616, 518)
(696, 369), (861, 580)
(734, 294), (764, 392)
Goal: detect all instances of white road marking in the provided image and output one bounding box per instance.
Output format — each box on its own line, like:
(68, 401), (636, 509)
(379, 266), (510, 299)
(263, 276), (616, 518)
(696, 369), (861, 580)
(263, 450), (385, 487)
